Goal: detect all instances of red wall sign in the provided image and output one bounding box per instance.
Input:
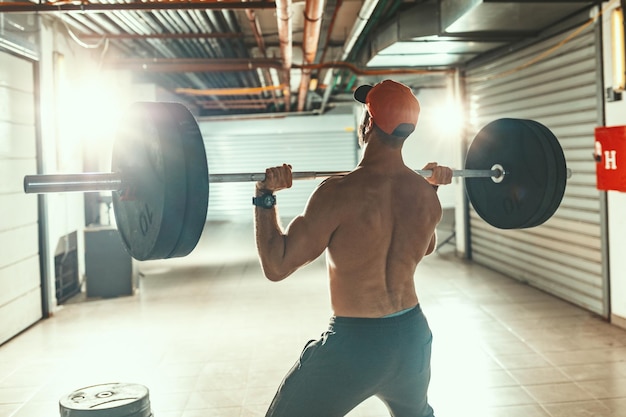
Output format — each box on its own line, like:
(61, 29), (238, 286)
(595, 126), (626, 192)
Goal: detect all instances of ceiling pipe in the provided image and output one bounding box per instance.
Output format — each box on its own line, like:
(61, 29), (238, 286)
(245, 8), (280, 110)
(319, 0), (378, 113)
(176, 84), (286, 96)
(105, 58), (283, 72)
(200, 98), (278, 104)
(221, 10), (265, 98)
(113, 10), (224, 106)
(0, 0), (277, 12)
(64, 11), (166, 63)
(246, 10), (267, 55)
(146, 12), (224, 92)
(201, 103), (269, 110)
(275, 0), (293, 111)
(199, 10), (249, 93)
(199, 97), (279, 110)
(296, 0), (325, 112)
(317, 0), (342, 65)
(302, 0), (325, 66)
(295, 61), (453, 76)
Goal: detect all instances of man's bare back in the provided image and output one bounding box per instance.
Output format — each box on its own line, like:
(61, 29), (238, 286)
(318, 165), (442, 317)
(254, 135), (450, 318)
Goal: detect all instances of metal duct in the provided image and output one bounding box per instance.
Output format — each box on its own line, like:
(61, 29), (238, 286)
(440, 0), (593, 33)
(319, 0), (379, 113)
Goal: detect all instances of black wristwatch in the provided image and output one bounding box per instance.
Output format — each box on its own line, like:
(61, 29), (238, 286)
(252, 192), (276, 209)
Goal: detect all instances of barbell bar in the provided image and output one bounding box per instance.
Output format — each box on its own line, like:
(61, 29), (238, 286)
(21, 102), (570, 261)
(23, 168), (504, 194)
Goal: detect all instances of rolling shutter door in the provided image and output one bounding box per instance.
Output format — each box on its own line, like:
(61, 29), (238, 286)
(0, 50), (42, 344)
(199, 113), (358, 222)
(464, 23), (607, 316)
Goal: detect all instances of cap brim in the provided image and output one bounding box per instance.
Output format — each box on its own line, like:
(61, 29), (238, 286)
(353, 85), (373, 103)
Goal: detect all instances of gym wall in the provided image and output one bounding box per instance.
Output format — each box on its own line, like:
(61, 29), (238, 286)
(463, 20), (607, 316)
(198, 109), (359, 223)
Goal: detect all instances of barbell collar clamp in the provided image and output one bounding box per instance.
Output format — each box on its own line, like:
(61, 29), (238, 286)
(490, 164), (505, 184)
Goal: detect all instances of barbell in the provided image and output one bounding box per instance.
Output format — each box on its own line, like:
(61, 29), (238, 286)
(23, 102), (569, 261)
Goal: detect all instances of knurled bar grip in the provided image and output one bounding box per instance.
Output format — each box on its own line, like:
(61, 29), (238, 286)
(23, 168), (502, 194)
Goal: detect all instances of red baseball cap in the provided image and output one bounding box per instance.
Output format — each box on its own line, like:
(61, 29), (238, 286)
(353, 80), (420, 137)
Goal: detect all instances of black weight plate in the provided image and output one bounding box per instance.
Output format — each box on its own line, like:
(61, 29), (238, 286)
(112, 102), (189, 260)
(465, 118), (555, 229)
(516, 119), (559, 228)
(163, 103), (209, 258)
(523, 119), (567, 227)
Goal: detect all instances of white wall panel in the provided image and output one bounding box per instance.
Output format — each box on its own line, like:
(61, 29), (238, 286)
(0, 159), (36, 193)
(0, 51), (35, 92)
(0, 85), (35, 125)
(0, 223), (38, 271)
(0, 50), (41, 345)
(0, 257), (40, 309)
(0, 194), (37, 232)
(0, 289), (41, 346)
(199, 112), (358, 222)
(0, 122), (36, 157)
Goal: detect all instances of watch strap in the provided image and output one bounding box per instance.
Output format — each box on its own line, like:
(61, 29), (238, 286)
(252, 192), (276, 209)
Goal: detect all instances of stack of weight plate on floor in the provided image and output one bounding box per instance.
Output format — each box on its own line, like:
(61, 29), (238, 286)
(59, 383), (152, 417)
(464, 118), (567, 229)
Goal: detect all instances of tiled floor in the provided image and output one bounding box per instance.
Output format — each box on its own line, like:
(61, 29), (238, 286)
(2, 221), (626, 417)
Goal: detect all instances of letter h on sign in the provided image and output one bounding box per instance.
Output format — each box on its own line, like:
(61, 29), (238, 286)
(595, 126), (626, 192)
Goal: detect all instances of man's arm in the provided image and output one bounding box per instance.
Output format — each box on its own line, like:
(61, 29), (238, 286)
(254, 165), (338, 281)
(422, 162), (452, 256)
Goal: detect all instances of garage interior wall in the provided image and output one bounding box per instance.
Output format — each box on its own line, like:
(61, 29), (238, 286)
(198, 110), (359, 222)
(466, 18), (608, 317)
(463, 21), (607, 316)
(0, 50), (42, 345)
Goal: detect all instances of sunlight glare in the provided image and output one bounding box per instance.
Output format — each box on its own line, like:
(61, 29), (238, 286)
(58, 72), (126, 148)
(427, 96), (465, 139)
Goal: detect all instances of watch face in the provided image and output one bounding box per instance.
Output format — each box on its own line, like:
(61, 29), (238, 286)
(263, 195), (273, 206)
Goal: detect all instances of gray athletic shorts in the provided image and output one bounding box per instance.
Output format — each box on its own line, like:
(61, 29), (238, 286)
(265, 305), (435, 417)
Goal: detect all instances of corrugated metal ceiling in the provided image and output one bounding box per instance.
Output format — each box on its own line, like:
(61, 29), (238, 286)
(0, 0), (597, 117)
